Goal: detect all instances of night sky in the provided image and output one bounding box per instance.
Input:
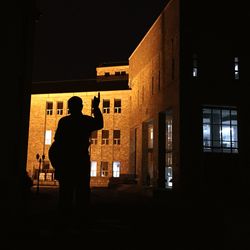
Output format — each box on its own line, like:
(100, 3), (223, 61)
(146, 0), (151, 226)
(32, 0), (169, 82)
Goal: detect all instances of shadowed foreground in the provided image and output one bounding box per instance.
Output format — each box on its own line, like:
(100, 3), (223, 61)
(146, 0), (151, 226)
(6, 184), (250, 250)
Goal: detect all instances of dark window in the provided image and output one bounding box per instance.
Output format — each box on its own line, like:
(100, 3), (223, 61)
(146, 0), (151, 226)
(103, 100), (110, 113)
(114, 99), (121, 113)
(46, 102), (53, 115)
(57, 102), (63, 115)
(113, 130), (121, 145)
(91, 130), (98, 144)
(102, 130), (109, 145)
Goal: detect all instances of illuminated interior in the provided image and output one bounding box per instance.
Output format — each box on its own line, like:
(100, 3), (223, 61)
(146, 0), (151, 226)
(203, 107), (238, 153)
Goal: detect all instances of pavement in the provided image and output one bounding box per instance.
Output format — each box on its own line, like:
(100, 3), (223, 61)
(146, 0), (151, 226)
(4, 184), (250, 250)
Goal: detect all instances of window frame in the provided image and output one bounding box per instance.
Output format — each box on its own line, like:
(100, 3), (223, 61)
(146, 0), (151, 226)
(56, 101), (63, 115)
(202, 106), (238, 153)
(101, 130), (109, 145)
(113, 130), (121, 145)
(103, 99), (110, 114)
(46, 102), (53, 115)
(114, 99), (121, 113)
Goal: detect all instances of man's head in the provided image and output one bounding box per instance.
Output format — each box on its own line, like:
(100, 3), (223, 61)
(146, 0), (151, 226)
(68, 96), (83, 115)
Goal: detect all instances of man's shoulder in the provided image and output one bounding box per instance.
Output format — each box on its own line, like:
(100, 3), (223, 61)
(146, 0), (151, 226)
(59, 115), (70, 122)
(81, 114), (94, 121)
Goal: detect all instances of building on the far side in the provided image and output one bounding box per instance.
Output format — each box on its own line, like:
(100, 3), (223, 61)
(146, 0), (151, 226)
(27, 63), (134, 187)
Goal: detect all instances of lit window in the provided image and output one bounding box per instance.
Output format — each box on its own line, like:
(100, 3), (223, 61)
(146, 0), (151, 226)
(165, 111), (173, 189)
(165, 166), (173, 188)
(202, 107), (238, 153)
(112, 161), (120, 177)
(57, 101), (63, 115)
(91, 130), (98, 144)
(113, 130), (121, 145)
(148, 124), (153, 149)
(45, 130), (52, 145)
(102, 130), (109, 145)
(103, 100), (110, 113)
(100, 161), (108, 177)
(91, 161), (97, 177)
(192, 54), (198, 78)
(114, 99), (121, 113)
(234, 57), (239, 80)
(46, 102), (53, 115)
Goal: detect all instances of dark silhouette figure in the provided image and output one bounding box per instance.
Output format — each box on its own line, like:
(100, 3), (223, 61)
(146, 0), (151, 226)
(49, 94), (103, 227)
(21, 171), (33, 200)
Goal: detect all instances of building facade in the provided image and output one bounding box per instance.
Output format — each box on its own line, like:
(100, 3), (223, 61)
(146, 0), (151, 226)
(129, 0), (250, 195)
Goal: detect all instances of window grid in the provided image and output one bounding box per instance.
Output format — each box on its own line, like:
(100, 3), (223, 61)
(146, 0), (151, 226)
(113, 130), (121, 145)
(103, 100), (110, 114)
(114, 99), (121, 113)
(46, 102), (53, 115)
(203, 107), (238, 153)
(57, 102), (63, 115)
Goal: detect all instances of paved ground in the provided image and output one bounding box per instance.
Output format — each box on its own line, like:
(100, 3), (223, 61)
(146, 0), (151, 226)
(5, 184), (250, 249)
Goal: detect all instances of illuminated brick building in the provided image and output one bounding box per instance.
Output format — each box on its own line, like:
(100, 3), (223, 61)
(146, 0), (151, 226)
(27, 0), (249, 193)
(27, 63), (132, 187)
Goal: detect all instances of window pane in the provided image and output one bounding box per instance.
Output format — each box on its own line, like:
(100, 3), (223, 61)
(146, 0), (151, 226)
(113, 130), (120, 138)
(57, 102), (63, 109)
(232, 125), (238, 141)
(222, 110), (230, 123)
(222, 125), (231, 144)
(91, 161), (97, 177)
(91, 130), (97, 138)
(203, 124), (211, 145)
(113, 161), (120, 177)
(103, 100), (110, 107)
(102, 130), (109, 138)
(45, 130), (52, 145)
(212, 109), (221, 124)
(114, 99), (121, 107)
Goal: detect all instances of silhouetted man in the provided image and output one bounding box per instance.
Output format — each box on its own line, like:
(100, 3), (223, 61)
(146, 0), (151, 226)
(49, 93), (103, 227)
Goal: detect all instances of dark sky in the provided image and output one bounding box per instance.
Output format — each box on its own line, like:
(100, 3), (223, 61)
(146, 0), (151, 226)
(32, 0), (169, 81)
